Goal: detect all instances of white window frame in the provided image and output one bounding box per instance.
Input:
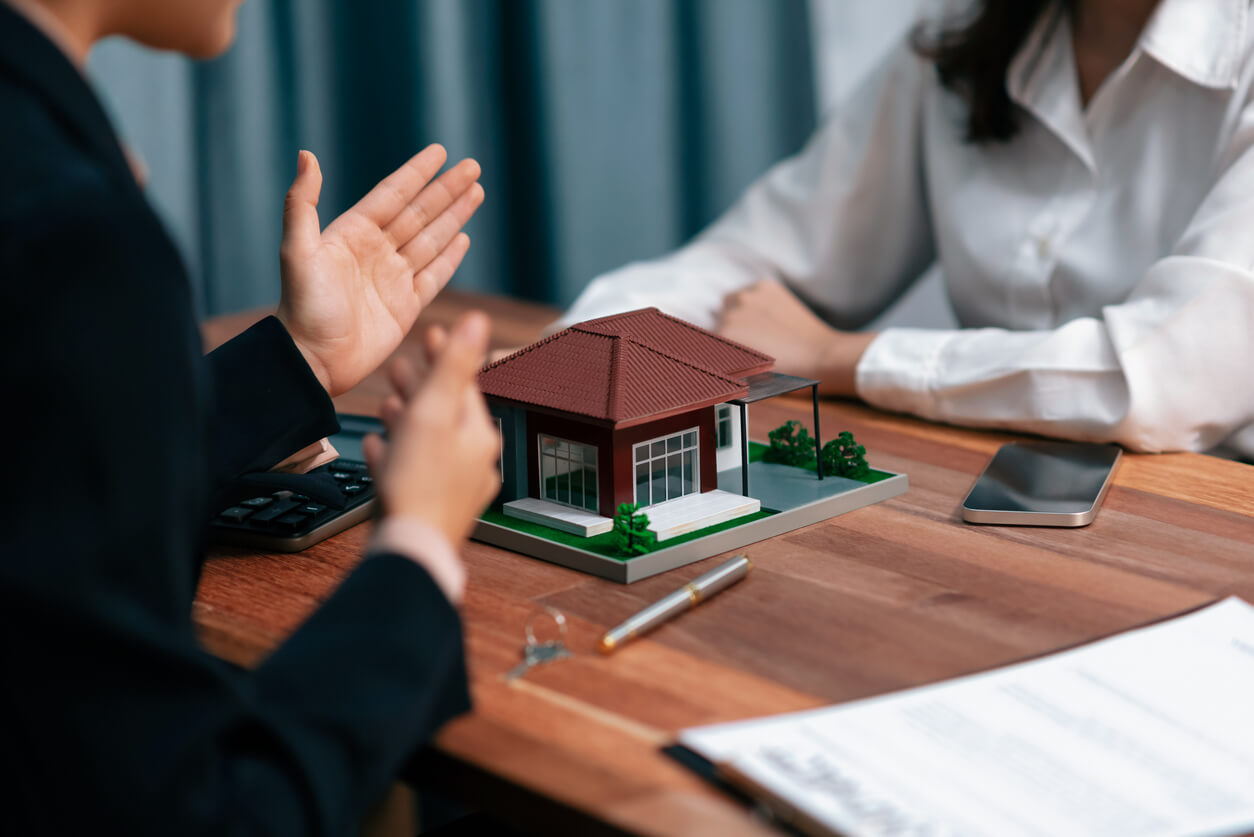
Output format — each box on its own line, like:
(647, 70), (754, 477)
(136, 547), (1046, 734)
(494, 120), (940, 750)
(632, 427), (700, 508)
(715, 404), (734, 450)
(537, 434), (599, 512)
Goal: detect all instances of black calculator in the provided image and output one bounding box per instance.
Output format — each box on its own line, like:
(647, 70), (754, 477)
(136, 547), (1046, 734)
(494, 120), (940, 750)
(210, 415), (382, 552)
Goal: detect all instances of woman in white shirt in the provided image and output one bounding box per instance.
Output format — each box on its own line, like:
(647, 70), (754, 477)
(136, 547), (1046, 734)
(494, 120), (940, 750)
(557, 0), (1254, 456)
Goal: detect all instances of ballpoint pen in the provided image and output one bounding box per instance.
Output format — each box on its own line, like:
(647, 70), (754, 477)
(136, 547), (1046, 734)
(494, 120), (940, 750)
(596, 554), (752, 654)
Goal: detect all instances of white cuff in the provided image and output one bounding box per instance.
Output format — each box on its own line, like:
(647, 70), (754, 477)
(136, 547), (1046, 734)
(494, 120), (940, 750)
(855, 328), (957, 418)
(369, 517), (466, 605)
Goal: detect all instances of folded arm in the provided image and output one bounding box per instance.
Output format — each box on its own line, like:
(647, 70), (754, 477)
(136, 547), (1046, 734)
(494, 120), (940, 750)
(857, 97), (1254, 453)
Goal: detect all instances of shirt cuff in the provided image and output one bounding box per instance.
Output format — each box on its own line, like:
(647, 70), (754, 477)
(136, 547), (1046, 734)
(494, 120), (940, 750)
(854, 327), (957, 418)
(369, 518), (467, 605)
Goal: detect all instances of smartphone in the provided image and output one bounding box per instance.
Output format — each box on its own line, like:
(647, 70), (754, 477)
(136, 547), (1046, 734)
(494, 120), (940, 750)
(961, 441), (1122, 527)
(210, 414), (383, 552)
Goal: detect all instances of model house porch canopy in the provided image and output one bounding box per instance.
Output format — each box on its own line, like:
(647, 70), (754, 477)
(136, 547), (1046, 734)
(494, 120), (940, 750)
(727, 371), (826, 493)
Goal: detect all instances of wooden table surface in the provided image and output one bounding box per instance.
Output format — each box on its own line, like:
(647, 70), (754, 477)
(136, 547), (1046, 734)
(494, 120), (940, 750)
(200, 290), (1254, 836)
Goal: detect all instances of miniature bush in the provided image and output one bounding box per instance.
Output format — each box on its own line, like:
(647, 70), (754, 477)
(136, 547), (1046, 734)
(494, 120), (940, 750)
(821, 431), (869, 480)
(613, 502), (657, 556)
(765, 420), (817, 468)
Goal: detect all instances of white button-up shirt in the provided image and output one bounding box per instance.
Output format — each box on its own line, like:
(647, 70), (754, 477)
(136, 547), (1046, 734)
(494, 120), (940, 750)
(558, 0), (1254, 455)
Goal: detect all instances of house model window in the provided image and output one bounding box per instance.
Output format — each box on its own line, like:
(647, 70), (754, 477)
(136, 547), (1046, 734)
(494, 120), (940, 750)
(715, 405), (733, 450)
(539, 435), (598, 512)
(633, 428), (699, 507)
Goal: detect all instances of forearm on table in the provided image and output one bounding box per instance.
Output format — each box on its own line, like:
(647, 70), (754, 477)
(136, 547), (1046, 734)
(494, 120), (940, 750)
(814, 330), (879, 398)
(853, 322), (1131, 437)
(852, 258), (1254, 451)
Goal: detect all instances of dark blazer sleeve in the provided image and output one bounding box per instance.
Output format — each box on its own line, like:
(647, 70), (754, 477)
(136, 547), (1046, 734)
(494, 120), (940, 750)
(204, 315), (341, 492)
(0, 163), (469, 835)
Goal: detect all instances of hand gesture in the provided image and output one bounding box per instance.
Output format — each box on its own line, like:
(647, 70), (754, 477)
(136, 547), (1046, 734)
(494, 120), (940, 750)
(277, 145), (485, 396)
(363, 312), (501, 549)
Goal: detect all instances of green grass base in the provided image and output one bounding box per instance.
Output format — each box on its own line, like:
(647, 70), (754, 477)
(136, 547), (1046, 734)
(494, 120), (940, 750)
(481, 507), (776, 562)
(748, 441), (893, 484)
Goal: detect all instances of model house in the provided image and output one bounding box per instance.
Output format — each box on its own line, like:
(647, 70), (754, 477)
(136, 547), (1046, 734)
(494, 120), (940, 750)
(480, 308), (821, 540)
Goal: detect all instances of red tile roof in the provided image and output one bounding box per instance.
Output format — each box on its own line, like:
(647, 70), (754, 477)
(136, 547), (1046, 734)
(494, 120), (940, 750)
(479, 308), (774, 426)
(573, 308), (774, 379)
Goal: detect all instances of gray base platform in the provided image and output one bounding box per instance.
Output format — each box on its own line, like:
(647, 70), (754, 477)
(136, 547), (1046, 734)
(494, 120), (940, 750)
(472, 462), (908, 583)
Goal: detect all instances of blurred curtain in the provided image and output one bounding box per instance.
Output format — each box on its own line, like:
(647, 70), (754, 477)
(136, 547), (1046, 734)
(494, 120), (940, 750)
(88, 0), (816, 317)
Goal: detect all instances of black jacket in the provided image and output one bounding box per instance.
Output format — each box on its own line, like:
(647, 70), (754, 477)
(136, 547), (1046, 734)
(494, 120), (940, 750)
(0, 6), (469, 834)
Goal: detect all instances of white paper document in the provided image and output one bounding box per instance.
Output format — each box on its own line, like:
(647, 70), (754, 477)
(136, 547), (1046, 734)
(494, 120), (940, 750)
(679, 598), (1254, 837)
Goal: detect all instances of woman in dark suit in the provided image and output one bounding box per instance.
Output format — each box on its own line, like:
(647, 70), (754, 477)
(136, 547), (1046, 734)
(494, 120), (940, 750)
(0, 0), (500, 833)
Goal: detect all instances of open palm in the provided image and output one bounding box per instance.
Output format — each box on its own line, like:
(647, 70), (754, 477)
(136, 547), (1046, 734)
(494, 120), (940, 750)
(276, 145), (484, 396)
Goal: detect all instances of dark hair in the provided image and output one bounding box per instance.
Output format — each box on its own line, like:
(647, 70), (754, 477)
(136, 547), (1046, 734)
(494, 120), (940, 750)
(912, 0), (1061, 142)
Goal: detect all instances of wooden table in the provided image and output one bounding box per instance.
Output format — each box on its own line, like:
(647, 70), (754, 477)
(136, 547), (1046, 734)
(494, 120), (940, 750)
(200, 290), (1254, 836)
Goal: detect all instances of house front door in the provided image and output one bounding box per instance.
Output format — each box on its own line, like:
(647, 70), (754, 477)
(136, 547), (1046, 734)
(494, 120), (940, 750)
(538, 435), (599, 512)
(714, 403), (742, 472)
(632, 428), (699, 508)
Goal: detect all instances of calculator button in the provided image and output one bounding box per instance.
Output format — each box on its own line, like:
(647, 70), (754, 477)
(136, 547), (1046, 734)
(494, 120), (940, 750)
(218, 506), (253, 522)
(275, 512), (310, 531)
(330, 472), (353, 482)
(299, 504), (326, 516)
(240, 496), (273, 508)
(251, 501), (298, 523)
(291, 494), (309, 503)
(343, 484), (365, 496)
(355, 475), (373, 485)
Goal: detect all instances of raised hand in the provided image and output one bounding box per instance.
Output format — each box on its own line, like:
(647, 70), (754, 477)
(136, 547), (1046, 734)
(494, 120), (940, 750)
(363, 312), (501, 549)
(276, 145), (485, 396)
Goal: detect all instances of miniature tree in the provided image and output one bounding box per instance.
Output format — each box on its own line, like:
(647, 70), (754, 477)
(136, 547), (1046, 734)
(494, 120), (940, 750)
(821, 431), (870, 480)
(613, 502), (657, 556)
(765, 420), (817, 468)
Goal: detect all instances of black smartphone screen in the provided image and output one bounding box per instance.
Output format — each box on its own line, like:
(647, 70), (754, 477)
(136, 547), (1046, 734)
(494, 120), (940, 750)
(961, 441), (1122, 526)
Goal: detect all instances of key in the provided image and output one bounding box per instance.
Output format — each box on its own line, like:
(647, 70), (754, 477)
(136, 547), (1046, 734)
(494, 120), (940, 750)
(505, 607), (573, 681)
(218, 506), (253, 522)
(274, 512), (310, 532)
(505, 640), (572, 681)
(505, 646), (541, 681)
(251, 500), (299, 523)
(532, 640), (573, 665)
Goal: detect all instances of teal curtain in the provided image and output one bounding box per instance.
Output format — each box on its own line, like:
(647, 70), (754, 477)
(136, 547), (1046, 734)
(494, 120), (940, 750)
(89, 0), (816, 317)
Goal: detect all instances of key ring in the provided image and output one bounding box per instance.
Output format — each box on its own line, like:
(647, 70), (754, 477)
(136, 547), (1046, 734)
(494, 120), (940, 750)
(524, 606), (567, 648)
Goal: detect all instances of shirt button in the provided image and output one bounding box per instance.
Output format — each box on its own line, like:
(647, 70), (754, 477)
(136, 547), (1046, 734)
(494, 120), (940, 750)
(1036, 236), (1052, 259)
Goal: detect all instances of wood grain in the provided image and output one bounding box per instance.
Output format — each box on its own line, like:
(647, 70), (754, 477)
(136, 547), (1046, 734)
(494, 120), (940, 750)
(197, 293), (1254, 835)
